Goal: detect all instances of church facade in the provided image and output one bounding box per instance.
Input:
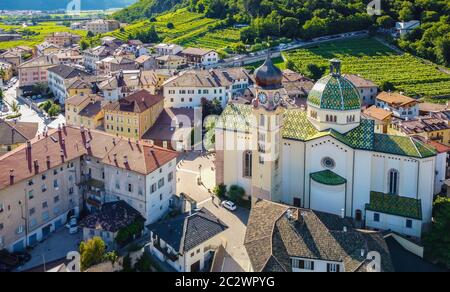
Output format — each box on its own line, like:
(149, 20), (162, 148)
(215, 58), (436, 238)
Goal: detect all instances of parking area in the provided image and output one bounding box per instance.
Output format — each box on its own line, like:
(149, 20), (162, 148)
(176, 151), (252, 272)
(14, 227), (82, 272)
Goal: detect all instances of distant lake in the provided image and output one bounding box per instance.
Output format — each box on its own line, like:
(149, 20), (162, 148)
(0, 0), (138, 11)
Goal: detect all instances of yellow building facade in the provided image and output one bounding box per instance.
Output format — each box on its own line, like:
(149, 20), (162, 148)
(104, 90), (164, 139)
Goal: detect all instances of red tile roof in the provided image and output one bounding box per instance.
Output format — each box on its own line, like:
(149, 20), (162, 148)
(0, 125), (178, 190)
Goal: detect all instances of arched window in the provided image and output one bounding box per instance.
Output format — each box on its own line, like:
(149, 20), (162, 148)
(333, 116), (337, 123)
(388, 169), (399, 195)
(326, 115), (329, 122)
(243, 151), (252, 178)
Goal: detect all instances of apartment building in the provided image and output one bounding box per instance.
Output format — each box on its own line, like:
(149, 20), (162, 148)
(0, 50), (23, 74)
(0, 125), (178, 252)
(389, 115), (450, 146)
(163, 68), (252, 108)
(83, 46), (115, 73)
(156, 55), (187, 70)
(86, 19), (120, 35)
(375, 91), (419, 120)
(99, 70), (170, 101)
(103, 89), (164, 139)
(96, 56), (136, 76)
(47, 65), (91, 104)
(44, 32), (81, 47)
(36, 42), (61, 57)
(154, 43), (183, 56)
(343, 74), (379, 106)
(65, 94), (104, 129)
(18, 56), (56, 88)
(180, 48), (220, 67)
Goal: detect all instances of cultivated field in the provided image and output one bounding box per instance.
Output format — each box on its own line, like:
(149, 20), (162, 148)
(0, 22), (87, 50)
(285, 37), (450, 101)
(110, 9), (242, 51)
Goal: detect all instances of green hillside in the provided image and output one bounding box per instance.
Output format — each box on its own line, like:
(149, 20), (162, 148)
(109, 8), (243, 51)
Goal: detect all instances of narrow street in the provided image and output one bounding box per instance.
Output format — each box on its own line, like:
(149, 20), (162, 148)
(176, 151), (252, 272)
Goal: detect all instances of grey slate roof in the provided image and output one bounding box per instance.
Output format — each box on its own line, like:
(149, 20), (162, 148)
(148, 208), (228, 254)
(245, 200), (395, 272)
(47, 64), (91, 79)
(79, 201), (144, 233)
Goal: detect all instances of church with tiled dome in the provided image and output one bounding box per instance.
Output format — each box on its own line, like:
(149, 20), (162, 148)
(215, 57), (437, 238)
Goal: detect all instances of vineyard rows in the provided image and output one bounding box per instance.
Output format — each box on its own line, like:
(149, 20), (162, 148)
(285, 37), (450, 99)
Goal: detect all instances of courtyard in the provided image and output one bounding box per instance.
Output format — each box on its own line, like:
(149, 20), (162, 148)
(14, 227), (82, 272)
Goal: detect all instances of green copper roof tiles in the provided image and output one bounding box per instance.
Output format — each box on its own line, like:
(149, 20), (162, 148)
(216, 103), (436, 159)
(307, 75), (361, 111)
(366, 191), (422, 220)
(373, 134), (436, 159)
(310, 170), (347, 186)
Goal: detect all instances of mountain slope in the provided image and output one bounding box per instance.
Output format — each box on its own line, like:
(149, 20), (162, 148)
(112, 0), (185, 23)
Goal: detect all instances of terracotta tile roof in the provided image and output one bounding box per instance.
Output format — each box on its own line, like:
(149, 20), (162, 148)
(181, 48), (214, 56)
(135, 55), (152, 63)
(376, 92), (417, 108)
(394, 116), (450, 134)
(343, 74), (378, 88)
(142, 108), (195, 142)
(363, 105), (393, 121)
(163, 68), (250, 88)
(0, 120), (38, 145)
(101, 138), (178, 175)
(245, 200), (394, 272)
(419, 102), (449, 113)
(18, 56), (55, 69)
(155, 54), (184, 62)
(0, 126), (179, 190)
(65, 94), (102, 107)
(103, 89), (164, 113)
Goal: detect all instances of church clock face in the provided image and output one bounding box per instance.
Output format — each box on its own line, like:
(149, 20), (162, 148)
(274, 92), (281, 104)
(258, 92), (267, 104)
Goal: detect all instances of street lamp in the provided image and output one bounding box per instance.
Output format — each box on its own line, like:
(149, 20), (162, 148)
(197, 164), (203, 186)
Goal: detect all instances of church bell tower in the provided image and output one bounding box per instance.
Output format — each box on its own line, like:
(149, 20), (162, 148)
(251, 54), (287, 203)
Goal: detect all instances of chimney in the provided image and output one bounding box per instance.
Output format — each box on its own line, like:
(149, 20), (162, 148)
(85, 139), (91, 149)
(9, 169), (14, 185)
(340, 208), (345, 219)
(343, 226), (347, 232)
(34, 160), (39, 173)
(124, 155), (128, 164)
(46, 156), (51, 168)
(360, 249), (365, 258)
(113, 153), (118, 162)
(60, 150), (65, 163)
(112, 138), (116, 145)
(27, 140), (32, 150)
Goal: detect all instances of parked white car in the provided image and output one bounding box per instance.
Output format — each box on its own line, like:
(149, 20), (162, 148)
(221, 200), (237, 211)
(66, 216), (78, 234)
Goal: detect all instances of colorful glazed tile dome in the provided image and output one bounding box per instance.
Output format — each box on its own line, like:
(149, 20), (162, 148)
(307, 59), (361, 111)
(254, 55), (283, 89)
